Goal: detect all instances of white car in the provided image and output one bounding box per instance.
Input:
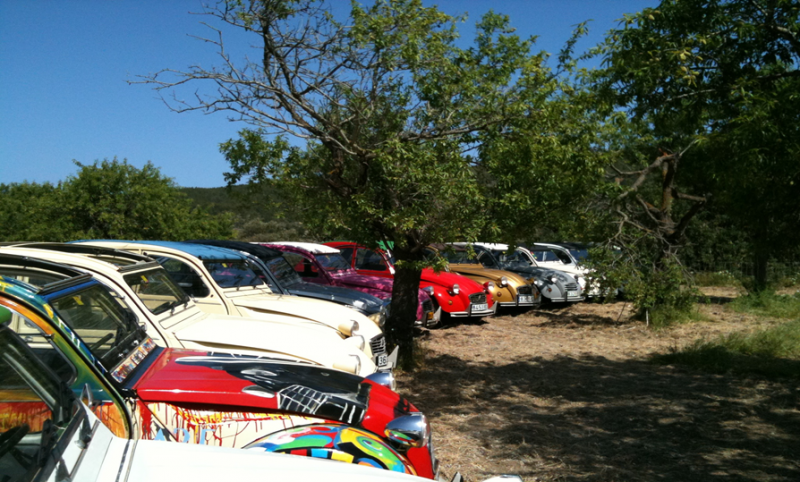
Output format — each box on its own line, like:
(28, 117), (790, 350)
(73, 240), (393, 369)
(518, 243), (600, 296)
(0, 246), (381, 378)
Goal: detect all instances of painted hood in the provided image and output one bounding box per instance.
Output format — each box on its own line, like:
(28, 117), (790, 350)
(173, 314), (376, 376)
(227, 292), (382, 340)
(330, 271), (432, 307)
(134, 350), (412, 433)
(285, 281), (385, 315)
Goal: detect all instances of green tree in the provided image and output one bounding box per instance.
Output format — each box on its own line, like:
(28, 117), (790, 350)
(153, 0), (588, 364)
(594, 0), (800, 291)
(0, 159), (234, 242)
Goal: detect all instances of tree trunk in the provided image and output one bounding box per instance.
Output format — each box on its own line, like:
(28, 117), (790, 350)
(752, 250), (769, 292)
(386, 248), (423, 369)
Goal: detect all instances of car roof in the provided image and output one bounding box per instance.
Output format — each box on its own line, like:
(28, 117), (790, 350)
(267, 242), (340, 255)
(77, 240), (246, 261)
(452, 242), (510, 251)
(185, 240), (283, 259)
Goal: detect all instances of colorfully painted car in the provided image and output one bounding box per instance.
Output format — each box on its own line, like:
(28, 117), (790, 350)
(325, 241), (495, 319)
(263, 242), (440, 327)
(186, 239), (389, 327)
(0, 314), (519, 482)
(71, 240), (391, 368)
(0, 247), (381, 377)
(457, 243), (584, 303)
(0, 275), (439, 477)
(426, 245), (541, 309)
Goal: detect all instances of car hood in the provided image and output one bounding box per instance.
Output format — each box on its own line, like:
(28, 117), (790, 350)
(285, 281), (384, 314)
(329, 271), (395, 294)
(173, 314), (373, 373)
(420, 268), (485, 292)
(122, 439), (429, 482)
(134, 349), (411, 432)
(447, 265), (529, 286)
(228, 293), (381, 339)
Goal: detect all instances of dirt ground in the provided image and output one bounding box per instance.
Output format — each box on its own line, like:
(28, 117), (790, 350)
(397, 294), (800, 482)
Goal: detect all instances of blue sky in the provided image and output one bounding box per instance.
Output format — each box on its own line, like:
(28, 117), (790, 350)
(1, 1), (656, 188)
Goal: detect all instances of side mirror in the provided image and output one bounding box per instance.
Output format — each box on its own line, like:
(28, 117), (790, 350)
(384, 412), (428, 450)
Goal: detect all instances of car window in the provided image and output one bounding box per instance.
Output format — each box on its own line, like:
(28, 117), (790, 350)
(263, 256), (302, 287)
(339, 247), (354, 265)
(476, 250), (498, 268)
(553, 249), (574, 264)
(356, 249), (387, 271)
(156, 257), (211, 298)
(123, 268), (190, 315)
(282, 252), (319, 279)
(1, 304), (76, 384)
(203, 260), (264, 288)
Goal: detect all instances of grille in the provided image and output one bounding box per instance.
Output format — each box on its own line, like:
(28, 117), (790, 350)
(422, 299), (434, 312)
(565, 282), (578, 290)
(469, 293), (487, 304)
(517, 285), (532, 295)
(370, 335), (387, 356)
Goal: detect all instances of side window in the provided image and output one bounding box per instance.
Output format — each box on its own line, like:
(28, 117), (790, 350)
(2, 304), (76, 384)
(156, 257), (211, 298)
(356, 249), (387, 271)
(0, 329), (54, 438)
(543, 250), (560, 262)
(531, 250), (545, 262)
(339, 247), (354, 265)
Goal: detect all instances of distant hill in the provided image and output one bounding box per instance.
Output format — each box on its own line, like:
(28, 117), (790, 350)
(180, 185), (311, 241)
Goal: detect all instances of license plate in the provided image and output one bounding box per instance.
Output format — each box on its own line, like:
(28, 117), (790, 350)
(376, 354), (388, 367)
(471, 303), (488, 312)
(518, 295), (533, 304)
(567, 290), (579, 297)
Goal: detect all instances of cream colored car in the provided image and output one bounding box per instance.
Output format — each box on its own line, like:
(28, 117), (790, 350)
(0, 245), (380, 377)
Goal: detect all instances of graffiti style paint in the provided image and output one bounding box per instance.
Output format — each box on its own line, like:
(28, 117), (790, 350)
(0, 400), (51, 433)
(245, 424), (415, 475)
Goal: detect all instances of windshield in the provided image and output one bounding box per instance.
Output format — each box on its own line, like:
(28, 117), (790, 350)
(492, 250), (531, 270)
(203, 260), (265, 288)
(48, 285), (145, 370)
(263, 256), (303, 287)
(441, 250), (480, 265)
(123, 268), (189, 315)
(315, 254), (351, 271)
(570, 249), (589, 261)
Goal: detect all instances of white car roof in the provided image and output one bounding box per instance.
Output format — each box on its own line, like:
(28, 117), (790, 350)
(450, 242), (510, 250)
(0, 246), (128, 279)
(266, 242), (341, 255)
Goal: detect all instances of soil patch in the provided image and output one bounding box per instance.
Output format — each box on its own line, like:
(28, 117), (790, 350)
(398, 299), (800, 481)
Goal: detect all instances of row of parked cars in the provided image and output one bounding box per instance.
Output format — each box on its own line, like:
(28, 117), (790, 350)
(0, 238), (591, 482)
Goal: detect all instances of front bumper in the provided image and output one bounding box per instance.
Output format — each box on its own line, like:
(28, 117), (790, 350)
(498, 292), (540, 307)
(448, 303), (495, 318)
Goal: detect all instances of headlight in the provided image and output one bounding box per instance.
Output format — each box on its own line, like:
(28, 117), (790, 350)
(346, 334), (366, 351)
(333, 355), (362, 375)
(548, 275), (557, 283)
(499, 276), (508, 287)
(385, 412), (429, 450)
(337, 320), (358, 336)
(577, 276), (586, 288)
(483, 281), (495, 292)
(450, 284), (460, 295)
(366, 371), (397, 391)
(422, 286), (434, 295)
(367, 311), (382, 325)
(534, 279), (544, 287)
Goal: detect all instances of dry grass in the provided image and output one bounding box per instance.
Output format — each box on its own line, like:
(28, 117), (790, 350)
(397, 300), (800, 482)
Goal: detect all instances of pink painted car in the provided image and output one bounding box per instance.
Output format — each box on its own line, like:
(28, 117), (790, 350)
(262, 242), (440, 327)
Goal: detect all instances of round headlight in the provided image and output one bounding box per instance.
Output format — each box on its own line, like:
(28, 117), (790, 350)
(422, 286), (434, 295)
(483, 281), (495, 291)
(337, 320), (358, 336)
(451, 284), (460, 295)
(534, 279), (544, 287)
(333, 355), (362, 375)
(548, 275), (557, 283)
(499, 276), (508, 287)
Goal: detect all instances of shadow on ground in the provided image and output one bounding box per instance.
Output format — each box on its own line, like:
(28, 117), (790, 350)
(403, 353), (800, 481)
